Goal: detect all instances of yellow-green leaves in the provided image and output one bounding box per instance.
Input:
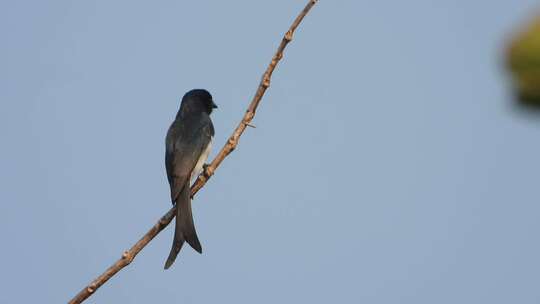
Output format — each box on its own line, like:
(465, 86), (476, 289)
(507, 16), (540, 105)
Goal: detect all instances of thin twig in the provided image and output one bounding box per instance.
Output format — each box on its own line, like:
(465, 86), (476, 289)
(68, 1), (318, 303)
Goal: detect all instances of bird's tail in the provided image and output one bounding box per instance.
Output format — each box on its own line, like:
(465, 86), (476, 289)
(164, 183), (203, 269)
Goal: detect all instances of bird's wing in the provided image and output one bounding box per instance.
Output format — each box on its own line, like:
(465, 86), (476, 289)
(165, 117), (213, 203)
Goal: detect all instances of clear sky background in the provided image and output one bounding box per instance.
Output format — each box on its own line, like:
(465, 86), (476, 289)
(1, 1), (540, 303)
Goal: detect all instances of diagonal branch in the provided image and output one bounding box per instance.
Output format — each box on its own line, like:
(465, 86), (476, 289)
(68, 1), (318, 303)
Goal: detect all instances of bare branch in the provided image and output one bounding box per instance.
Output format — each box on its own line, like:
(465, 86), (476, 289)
(68, 1), (318, 303)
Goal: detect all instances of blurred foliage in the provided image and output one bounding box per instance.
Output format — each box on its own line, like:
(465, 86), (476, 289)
(507, 15), (540, 107)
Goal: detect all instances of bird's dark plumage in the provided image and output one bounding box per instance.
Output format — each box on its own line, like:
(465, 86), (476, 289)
(164, 89), (217, 269)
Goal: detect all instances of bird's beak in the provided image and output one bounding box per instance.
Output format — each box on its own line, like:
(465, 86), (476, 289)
(212, 101), (218, 109)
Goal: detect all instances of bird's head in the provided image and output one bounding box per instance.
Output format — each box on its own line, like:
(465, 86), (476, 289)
(180, 89), (218, 116)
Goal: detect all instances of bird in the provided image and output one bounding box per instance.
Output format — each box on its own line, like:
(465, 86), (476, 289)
(163, 89), (217, 269)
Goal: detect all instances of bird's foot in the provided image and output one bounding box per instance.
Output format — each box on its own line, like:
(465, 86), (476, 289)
(203, 163), (214, 178)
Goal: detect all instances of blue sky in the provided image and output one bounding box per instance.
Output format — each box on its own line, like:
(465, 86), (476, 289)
(2, 1), (540, 303)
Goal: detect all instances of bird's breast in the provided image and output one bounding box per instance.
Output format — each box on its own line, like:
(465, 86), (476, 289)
(191, 137), (213, 182)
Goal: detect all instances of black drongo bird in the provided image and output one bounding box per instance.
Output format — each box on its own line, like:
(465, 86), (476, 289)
(164, 89), (217, 269)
